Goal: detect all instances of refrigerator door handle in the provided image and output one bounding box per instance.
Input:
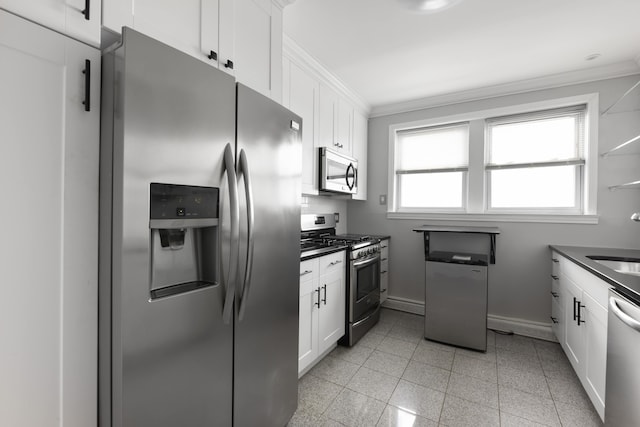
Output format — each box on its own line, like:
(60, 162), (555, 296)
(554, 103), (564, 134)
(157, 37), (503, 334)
(238, 149), (255, 321)
(222, 143), (240, 324)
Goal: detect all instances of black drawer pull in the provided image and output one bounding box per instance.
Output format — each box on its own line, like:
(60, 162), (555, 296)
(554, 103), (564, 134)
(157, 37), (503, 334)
(207, 50), (217, 61)
(224, 59), (234, 69)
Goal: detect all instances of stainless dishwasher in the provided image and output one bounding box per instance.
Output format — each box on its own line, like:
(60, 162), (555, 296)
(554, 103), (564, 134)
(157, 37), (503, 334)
(605, 288), (640, 426)
(425, 251), (488, 351)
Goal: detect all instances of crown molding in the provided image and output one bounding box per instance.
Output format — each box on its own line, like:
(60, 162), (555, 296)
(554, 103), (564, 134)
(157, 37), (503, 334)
(283, 34), (371, 114)
(272, 0), (295, 10)
(370, 61), (640, 118)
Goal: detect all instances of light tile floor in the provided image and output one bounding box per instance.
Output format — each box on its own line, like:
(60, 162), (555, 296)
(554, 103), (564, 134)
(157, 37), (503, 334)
(288, 308), (603, 427)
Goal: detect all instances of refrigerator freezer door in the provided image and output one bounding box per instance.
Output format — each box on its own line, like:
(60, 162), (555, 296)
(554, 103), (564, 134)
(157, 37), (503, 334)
(424, 261), (488, 351)
(100, 28), (236, 427)
(234, 84), (301, 426)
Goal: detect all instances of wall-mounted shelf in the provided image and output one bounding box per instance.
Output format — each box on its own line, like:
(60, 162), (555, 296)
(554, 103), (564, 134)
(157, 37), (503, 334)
(608, 180), (640, 191)
(600, 134), (640, 157)
(601, 79), (640, 116)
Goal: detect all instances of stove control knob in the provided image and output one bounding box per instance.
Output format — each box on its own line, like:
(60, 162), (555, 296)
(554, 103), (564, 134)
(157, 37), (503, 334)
(358, 251), (363, 258)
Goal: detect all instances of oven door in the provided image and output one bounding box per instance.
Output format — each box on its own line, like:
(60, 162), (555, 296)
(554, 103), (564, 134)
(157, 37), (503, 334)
(320, 147), (358, 194)
(350, 253), (380, 321)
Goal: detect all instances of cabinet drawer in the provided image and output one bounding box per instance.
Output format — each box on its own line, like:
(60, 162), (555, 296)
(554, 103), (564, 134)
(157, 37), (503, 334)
(300, 258), (319, 283)
(380, 259), (389, 274)
(319, 251), (346, 275)
(551, 251), (561, 277)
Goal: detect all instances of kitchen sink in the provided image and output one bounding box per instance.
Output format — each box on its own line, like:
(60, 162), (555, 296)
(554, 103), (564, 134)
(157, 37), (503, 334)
(587, 256), (640, 277)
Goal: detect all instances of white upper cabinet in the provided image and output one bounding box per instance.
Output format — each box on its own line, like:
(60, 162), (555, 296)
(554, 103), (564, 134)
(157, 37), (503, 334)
(318, 83), (352, 156)
(102, 0), (222, 66)
(102, 0), (283, 99)
(0, 10), (100, 427)
(352, 109), (368, 200)
(0, 0), (101, 47)
(286, 61), (320, 195)
(337, 96), (353, 155)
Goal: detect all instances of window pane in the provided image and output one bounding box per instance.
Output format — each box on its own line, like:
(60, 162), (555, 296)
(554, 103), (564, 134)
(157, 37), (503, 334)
(397, 124), (468, 170)
(399, 172), (464, 208)
(489, 166), (577, 209)
(488, 115), (581, 165)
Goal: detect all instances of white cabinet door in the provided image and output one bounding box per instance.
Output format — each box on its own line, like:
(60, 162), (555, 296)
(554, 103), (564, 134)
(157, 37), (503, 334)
(563, 275), (584, 371)
(318, 82), (338, 149)
(298, 274), (319, 374)
(583, 292), (607, 419)
(0, 0), (101, 47)
(336, 96), (353, 155)
(299, 259), (319, 374)
(233, 0), (278, 98)
(352, 109), (368, 200)
(318, 268), (345, 355)
(288, 62), (319, 195)
(0, 11), (99, 427)
(103, 0), (220, 66)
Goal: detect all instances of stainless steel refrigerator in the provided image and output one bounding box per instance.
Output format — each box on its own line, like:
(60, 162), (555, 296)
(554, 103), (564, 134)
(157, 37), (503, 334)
(99, 28), (301, 426)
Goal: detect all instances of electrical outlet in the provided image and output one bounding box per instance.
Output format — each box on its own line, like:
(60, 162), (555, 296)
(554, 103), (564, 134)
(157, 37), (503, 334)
(334, 212), (339, 223)
(379, 195), (387, 205)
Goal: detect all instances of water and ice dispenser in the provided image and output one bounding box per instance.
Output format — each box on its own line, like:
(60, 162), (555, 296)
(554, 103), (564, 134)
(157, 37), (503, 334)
(149, 183), (219, 299)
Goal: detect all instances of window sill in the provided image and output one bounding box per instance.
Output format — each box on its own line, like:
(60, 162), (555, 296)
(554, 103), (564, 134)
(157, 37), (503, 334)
(387, 211), (599, 224)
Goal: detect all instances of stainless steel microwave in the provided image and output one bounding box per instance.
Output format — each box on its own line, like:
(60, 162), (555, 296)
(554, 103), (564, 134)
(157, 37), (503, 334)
(319, 147), (358, 194)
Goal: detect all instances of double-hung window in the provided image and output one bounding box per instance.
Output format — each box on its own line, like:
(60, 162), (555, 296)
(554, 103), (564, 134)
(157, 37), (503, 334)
(394, 123), (469, 210)
(388, 94), (597, 221)
(486, 106), (586, 213)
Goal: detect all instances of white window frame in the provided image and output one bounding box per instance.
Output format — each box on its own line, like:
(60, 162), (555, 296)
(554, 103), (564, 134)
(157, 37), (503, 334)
(394, 122), (470, 213)
(387, 93), (599, 224)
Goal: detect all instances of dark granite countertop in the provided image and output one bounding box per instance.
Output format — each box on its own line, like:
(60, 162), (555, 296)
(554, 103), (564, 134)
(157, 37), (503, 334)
(367, 234), (390, 241)
(549, 245), (640, 300)
(300, 245), (348, 261)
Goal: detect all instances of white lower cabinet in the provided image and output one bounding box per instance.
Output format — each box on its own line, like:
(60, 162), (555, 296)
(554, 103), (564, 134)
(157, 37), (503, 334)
(380, 239), (389, 303)
(551, 252), (609, 421)
(298, 251), (346, 375)
(0, 10), (100, 427)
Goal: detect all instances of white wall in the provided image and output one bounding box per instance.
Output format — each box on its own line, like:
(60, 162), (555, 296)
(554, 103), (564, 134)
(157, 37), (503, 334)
(348, 75), (640, 325)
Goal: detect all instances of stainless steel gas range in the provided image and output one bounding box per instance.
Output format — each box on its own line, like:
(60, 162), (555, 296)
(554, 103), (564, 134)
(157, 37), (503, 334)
(301, 214), (381, 346)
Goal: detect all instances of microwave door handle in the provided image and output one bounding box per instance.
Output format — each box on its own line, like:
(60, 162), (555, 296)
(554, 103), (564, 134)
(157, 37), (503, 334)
(346, 163), (355, 190)
(222, 143), (240, 325)
(237, 149), (255, 322)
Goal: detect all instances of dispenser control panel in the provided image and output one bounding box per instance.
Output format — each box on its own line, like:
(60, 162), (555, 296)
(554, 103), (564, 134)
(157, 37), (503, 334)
(150, 183), (219, 220)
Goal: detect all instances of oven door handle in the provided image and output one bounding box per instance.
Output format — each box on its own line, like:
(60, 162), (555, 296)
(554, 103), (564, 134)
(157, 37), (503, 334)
(353, 254), (380, 268)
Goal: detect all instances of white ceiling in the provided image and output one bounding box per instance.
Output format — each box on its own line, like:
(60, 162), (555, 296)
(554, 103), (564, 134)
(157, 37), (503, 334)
(283, 0), (640, 112)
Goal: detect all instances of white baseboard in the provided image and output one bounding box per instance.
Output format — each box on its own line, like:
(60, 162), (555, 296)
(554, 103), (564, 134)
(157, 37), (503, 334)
(487, 314), (557, 342)
(382, 296), (424, 315)
(382, 296), (557, 342)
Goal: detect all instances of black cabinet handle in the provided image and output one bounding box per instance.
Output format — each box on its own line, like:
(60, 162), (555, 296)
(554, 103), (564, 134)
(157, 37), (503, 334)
(550, 274), (559, 280)
(81, 0), (90, 20)
(577, 302), (586, 325)
(550, 316), (558, 324)
(315, 287), (320, 308)
(322, 285), (327, 305)
(224, 60), (234, 69)
(207, 50), (217, 61)
(82, 59), (90, 112)
(381, 270), (388, 274)
(552, 258), (559, 263)
(551, 291), (559, 298)
(573, 297), (577, 321)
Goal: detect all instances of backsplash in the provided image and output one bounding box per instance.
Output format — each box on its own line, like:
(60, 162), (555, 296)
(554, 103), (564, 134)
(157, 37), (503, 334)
(301, 195), (348, 234)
